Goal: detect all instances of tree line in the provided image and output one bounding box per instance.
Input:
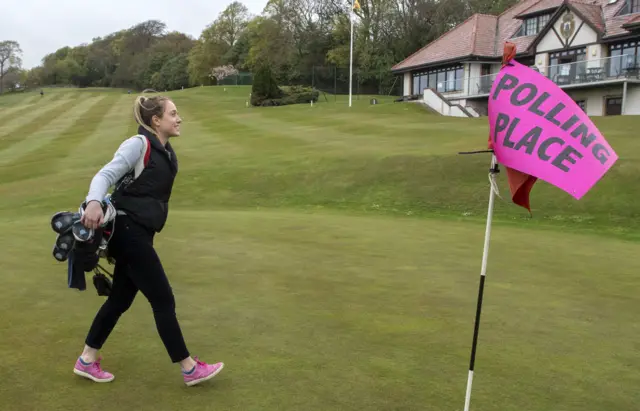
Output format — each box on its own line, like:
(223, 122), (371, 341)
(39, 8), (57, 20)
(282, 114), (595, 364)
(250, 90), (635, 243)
(1, 0), (518, 94)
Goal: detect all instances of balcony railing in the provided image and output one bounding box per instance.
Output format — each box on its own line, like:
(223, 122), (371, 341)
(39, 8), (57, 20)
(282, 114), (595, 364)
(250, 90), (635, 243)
(463, 54), (640, 97)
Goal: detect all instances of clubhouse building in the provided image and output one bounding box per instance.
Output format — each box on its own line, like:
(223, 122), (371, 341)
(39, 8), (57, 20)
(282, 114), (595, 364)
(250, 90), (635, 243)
(391, 0), (640, 116)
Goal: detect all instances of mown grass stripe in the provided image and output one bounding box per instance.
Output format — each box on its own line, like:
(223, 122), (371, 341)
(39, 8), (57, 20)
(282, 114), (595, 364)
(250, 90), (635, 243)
(0, 95), (87, 153)
(0, 95), (100, 167)
(0, 93), (68, 134)
(46, 92), (67, 102)
(0, 96), (118, 183)
(54, 94), (124, 168)
(0, 98), (46, 120)
(177, 103), (306, 152)
(63, 94), (135, 170)
(0, 94), (40, 114)
(0, 92), (40, 109)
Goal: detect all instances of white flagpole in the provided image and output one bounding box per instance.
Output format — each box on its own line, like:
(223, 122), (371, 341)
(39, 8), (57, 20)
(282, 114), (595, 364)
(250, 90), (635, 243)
(463, 153), (498, 411)
(349, 0), (355, 108)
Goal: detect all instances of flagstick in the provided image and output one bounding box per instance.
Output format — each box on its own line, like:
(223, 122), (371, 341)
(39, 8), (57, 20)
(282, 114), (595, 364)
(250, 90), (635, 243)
(464, 153), (498, 411)
(349, 0), (355, 108)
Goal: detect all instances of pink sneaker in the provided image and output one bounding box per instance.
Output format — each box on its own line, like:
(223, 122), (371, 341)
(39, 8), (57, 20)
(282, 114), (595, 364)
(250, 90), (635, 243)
(73, 356), (114, 383)
(183, 357), (224, 386)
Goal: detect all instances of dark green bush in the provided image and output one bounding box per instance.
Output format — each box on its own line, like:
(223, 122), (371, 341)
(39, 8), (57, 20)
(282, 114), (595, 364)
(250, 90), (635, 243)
(251, 64), (282, 106)
(252, 84), (320, 107)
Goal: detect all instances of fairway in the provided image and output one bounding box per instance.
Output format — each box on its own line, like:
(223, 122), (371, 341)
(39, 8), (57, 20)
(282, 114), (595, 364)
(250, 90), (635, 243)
(0, 87), (638, 411)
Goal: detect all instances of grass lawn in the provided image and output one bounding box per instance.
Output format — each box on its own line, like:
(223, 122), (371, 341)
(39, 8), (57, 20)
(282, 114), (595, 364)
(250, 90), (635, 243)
(0, 86), (638, 411)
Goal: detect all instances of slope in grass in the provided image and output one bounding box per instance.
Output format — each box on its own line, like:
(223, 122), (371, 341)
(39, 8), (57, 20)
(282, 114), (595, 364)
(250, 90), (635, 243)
(0, 93), (83, 152)
(1, 95), (121, 183)
(0, 87), (638, 411)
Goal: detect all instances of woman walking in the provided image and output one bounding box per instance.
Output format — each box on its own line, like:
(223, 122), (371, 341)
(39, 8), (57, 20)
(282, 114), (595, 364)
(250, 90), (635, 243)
(74, 95), (223, 386)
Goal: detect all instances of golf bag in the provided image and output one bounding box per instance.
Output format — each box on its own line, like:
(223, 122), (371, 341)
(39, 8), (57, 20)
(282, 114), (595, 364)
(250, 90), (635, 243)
(51, 196), (117, 296)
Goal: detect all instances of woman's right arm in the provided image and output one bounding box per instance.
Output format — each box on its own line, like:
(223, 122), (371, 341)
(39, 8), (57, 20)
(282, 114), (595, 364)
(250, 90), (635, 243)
(85, 136), (145, 205)
(81, 137), (145, 229)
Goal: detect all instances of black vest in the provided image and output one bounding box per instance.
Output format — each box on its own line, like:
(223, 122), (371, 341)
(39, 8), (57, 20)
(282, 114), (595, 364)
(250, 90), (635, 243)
(110, 126), (178, 233)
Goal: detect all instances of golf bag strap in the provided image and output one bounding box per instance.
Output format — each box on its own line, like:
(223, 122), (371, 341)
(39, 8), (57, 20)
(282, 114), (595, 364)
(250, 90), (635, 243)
(132, 135), (151, 179)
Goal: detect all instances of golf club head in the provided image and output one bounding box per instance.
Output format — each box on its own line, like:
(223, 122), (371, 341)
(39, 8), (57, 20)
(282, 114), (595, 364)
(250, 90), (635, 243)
(51, 211), (81, 234)
(72, 220), (94, 242)
(53, 231), (76, 262)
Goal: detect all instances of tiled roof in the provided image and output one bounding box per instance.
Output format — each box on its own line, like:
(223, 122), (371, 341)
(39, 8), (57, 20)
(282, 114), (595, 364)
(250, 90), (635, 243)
(571, 2), (605, 32)
(516, 0), (564, 17)
(473, 14), (500, 56)
(390, 14), (497, 71)
(392, 0), (640, 72)
(624, 14), (640, 24)
(510, 35), (539, 53)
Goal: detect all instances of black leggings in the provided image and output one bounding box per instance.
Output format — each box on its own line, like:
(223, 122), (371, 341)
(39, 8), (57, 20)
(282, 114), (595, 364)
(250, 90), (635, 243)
(85, 215), (190, 363)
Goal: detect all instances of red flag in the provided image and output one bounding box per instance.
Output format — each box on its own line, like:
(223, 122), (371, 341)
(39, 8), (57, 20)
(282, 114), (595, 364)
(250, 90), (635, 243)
(488, 42), (538, 213)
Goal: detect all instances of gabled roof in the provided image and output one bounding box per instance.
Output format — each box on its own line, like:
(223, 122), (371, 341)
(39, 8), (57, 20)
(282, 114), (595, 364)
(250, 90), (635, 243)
(524, 1), (605, 51)
(516, 0), (563, 18)
(572, 2), (605, 32)
(622, 13), (640, 29)
(390, 14), (498, 72)
(391, 0), (640, 73)
(602, 0), (638, 37)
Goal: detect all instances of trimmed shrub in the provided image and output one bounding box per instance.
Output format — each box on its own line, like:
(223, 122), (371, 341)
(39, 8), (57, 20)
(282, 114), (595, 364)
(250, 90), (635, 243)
(250, 63), (319, 107)
(251, 64), (282, 106)
(252, 85), (320, 107)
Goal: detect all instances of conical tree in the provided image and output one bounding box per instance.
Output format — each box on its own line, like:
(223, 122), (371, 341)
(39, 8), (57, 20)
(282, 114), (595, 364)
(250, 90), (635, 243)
(251, 63), (282, 105)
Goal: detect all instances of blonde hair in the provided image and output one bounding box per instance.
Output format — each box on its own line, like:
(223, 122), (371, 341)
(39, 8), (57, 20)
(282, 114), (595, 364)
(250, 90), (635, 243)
(133, 95), (171, 135)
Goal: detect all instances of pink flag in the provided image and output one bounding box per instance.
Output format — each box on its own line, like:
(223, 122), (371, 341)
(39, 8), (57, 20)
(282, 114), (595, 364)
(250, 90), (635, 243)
(488, 59), (618, 201)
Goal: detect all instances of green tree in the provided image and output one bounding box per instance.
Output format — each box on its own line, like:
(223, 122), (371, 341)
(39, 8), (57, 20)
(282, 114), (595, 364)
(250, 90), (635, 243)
(153, 53), (190, 91)
(187, 27), (226, 86)
(216, 1), (251, 48)
(251, 63), (282, 105)
(0, 40), (23, 94)
(187, 2), (250, 86)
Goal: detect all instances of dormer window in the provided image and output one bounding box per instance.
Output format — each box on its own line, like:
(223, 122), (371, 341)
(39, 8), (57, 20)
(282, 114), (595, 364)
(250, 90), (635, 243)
(617, 0), (640, 15)
(515, 13), (552, 37)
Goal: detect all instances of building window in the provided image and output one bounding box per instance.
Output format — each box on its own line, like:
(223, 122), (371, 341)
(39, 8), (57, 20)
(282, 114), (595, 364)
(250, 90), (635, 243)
(538, 14), (550, 28)
(525, 18), (537, 35)
(548, 48), (587, 83)
(412, 64), (464, 94)
(617, 0), (640, 15)
(575, 100), (586, 112)
(516, 14), (552, 37)
(609, 41), (640, 77)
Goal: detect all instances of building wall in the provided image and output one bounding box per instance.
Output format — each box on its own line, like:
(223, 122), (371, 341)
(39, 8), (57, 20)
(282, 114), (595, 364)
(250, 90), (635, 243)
(624, 85), (640, 115)
(423, 90), (470, 117)
(570, 17), (598, 47)
(535, 52), (550, 76)
(587, 44), (607, 61)
(465, 99), (489, 116)
(565, 86), (623, 116)
(404, 72), (411, 96)
(466, 63), (481, 95)
(536, 10), (598, 53)
(448, 98), (467, 107)
(468, 63), (482, 80)
(465, 63), (476, 95)
(441, 90), (466, 99)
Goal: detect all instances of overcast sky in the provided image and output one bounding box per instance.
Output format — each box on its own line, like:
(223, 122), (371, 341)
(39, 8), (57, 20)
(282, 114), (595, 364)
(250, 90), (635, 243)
(1, 0), (268, 69)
